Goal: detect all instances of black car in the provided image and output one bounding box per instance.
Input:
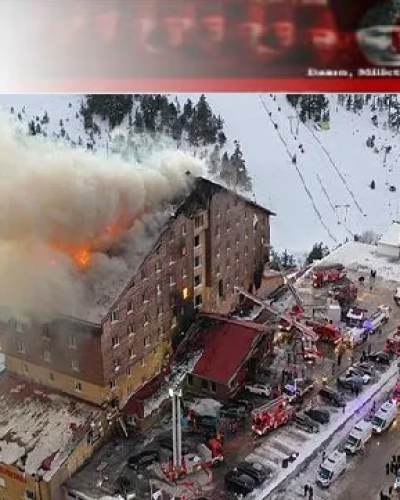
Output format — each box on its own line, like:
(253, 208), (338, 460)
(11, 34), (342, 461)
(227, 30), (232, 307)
(304, 407), (330, 425)
(319, 386), (346, 407)
(354, 362), (376, 378)
(233, 398), (256, 412)
(220, 404), (246, 421)
(128, 449), (160, 470)
(236, 461), (271, 485)
(367, 351), (391, 365)
(225, 469), (256, 496)
(293, 413), (320, 433)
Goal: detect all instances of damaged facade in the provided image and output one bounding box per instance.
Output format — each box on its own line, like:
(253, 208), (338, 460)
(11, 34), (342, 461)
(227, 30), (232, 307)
(0, 177), (274, 498)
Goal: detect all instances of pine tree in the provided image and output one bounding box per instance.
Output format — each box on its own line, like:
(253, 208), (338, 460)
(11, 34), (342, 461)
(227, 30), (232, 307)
(306, 242), (326, 264)
(28, 120), (36, 135)
(229, 140), (252, 191)
(220, 152), (232, 185)
(207, 145), (221, 175)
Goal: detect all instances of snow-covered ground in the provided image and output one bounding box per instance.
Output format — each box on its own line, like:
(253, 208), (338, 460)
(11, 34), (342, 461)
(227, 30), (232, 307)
(1, 94), (399, 256)
(248, 360), (399, 500)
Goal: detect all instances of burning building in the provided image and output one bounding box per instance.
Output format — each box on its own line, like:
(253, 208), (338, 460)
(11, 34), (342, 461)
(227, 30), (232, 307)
(0, 114), (274, 498)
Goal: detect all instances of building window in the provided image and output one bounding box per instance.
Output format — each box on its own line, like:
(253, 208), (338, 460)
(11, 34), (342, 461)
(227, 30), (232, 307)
(187, 374), (193, 386)
(227, 241), (231, 252)
(211, 382), (217, 393)
(194, 294), (202, 308)
(68, 335), (77, 349)
(194, 235), (200, 247)
(112, 336), (120, 348)
(129, 347), (135, 359)
(194, 274), (202, 287)
(245, 246), (248, 256)
(235, 237), (239, 246)
(169, 274), (176, 287)
(181, 244), (187, 257)
(144, 313), (149, 326)
(141, 359), (145, 368)
(194, 214), (204, 229)
(127, 300), (133, 313)
(144, 336), (150, 347)
(21, 363), (28, 374)
(194, 255), (201, 268)
(142, 291), (148, 304)
(182, 223), (186, 235)
(109, 380), (116, 389)
(111, 310), (119, 322)
(126, 366), (132, 377)
(71, 359), (79, 371)
(201, 379), (208, 390)
(74, 381), (82, 392)
(49, 372), (55, 381)
(128, 323), (135, 336)
(155, 261), (162, 273)
(158, 325), (164, 337)
(235, 252), (240, 262)
(215, 226), (220, 237)
(141, 268), (147, 280)
(17, 340), (26, 354)
(226, 221), (230, 232)
(113, 358), (120, 371)
(25, 491), (35, 500)
(181, 267), (188, 279)
(156, 284), (162, 296)
(218, 279), (224, 297)
(182, 287), (189, 300)
(245, 228), (249, 239)
(15, 322), (24, 333)
(0, 476), (5, 487)
(157, 305), (163, 316)
(43, 349), (51, 362)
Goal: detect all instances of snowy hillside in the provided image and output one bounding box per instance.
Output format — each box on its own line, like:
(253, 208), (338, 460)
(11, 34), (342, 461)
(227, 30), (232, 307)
(1, 94), (399, 256)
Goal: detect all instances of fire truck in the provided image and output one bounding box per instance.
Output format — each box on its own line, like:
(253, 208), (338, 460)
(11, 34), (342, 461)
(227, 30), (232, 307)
(305, 320), (343, 345)
(330, 281), (358, 303)
(385, 326), (400, 356)
(312, 264), (346, 288)
(251, 396), (295, 436)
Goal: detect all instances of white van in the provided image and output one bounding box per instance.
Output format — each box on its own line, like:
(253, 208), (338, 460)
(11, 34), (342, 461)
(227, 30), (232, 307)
(344, 419), (372, 454)
(372, 400), (398, 434)
(316, 449), (347, 488)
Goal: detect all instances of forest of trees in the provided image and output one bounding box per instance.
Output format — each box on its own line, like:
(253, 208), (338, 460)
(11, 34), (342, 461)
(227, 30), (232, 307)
(286, 94), (330, 123)
(80, 94), (252, 192)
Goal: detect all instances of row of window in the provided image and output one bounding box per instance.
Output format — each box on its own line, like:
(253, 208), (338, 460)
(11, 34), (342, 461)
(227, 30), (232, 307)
(111, 333), (152, 351)
(15, 326), (78, 349)
(19, 362), (83, 393)
(17, 342), (80, 370)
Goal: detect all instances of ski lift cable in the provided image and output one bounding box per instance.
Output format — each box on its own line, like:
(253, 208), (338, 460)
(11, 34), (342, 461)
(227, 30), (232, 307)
(299, 109), (366, 217)
(258, 95), (338, 244)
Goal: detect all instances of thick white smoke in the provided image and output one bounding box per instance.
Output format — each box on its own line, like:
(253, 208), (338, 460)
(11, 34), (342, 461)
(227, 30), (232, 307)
(0, 113), (203, 324)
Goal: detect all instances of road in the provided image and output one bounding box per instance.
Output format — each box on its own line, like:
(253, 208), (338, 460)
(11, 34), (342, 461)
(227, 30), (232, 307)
(335, 414), (400, 500)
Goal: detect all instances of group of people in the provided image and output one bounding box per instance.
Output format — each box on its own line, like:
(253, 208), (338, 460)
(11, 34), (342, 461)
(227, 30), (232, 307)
(303, 483), (314, 499)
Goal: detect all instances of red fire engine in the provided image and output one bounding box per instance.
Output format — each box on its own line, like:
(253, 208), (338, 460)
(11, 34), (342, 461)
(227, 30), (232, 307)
(251, 396), (295, 436)
(313, 264), (346, 288)
(305, 320), (343, 345)
(385, 326), (400, 356)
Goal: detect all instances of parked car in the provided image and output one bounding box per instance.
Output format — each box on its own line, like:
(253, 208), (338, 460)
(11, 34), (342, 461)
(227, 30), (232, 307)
(233, 398), (256, 411)
(367, 351), (391, 365)
(337, 373), (363, 391)
(225, 470), (256, 496)
(220, 403), (247, 420)
(319, 386), (346, 407)
(128, 449), (160, 470)
(293, 412), (320, 433)
(347, 366), (371, 384)
(236, 461), (271, 485)
(245, 383), (271, 397)
(304, 407), (330, 424)
(353, 362), (376, 378)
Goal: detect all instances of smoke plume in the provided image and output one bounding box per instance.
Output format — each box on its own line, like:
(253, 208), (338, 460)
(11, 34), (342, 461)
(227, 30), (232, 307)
(0, 113), (203, 324)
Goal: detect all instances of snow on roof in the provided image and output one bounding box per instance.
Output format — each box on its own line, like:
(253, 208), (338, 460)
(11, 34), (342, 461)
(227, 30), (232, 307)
(0, 373), (101, 481)
(316, 241), (400, 283)
(378, 221), (400, 247)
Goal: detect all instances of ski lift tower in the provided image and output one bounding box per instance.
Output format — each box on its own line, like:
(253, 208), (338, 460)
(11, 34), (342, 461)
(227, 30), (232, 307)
(169, 387), (183, 479)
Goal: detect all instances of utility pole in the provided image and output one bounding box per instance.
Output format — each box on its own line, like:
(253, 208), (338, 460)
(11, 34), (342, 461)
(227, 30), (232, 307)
(169, 388), (183, 477)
